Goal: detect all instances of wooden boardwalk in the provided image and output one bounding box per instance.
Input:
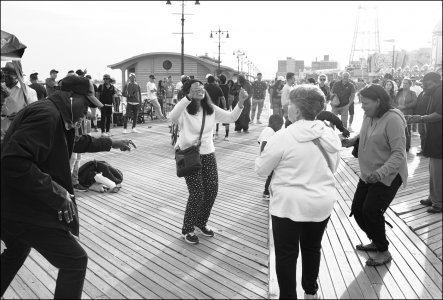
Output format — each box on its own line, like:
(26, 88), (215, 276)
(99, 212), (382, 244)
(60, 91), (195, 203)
(341, 134), (443, 261)
(2, 104), (442, 299)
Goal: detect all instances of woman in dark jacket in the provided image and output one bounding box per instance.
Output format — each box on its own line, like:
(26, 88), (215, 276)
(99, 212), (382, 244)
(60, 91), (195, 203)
(269, 78), (285, 116)
(394, 78), (418, 151)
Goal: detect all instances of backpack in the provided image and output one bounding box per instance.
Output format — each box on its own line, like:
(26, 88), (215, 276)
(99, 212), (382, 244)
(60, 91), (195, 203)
(78, 160), (123, 188)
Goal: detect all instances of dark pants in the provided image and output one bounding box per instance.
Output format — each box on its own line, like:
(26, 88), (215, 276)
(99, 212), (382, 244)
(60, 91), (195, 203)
(272, 215), (330, 299)
(182, 153), (218, 234)
(100, 106), (113, 133)
(1, 221), (88, 299)
(158, 97), (165, 116)
(405, 124), (411, 151)
(113, 96), (120, 112)
(418, 123), (426, 151)
(123, 103), (139, 129)
(264, 171), (273, 195)
(351, 174), (402, 251)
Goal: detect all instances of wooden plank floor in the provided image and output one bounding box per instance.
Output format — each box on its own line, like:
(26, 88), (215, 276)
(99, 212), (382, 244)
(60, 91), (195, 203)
(1, 115), (271, 299)
(2, 102), (442, 299)
(341, 134), (443, 261)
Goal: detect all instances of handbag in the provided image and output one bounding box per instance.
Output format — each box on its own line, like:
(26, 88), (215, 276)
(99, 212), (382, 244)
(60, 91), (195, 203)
(331, 94), (340, 106)
(175, 109), (206, 177)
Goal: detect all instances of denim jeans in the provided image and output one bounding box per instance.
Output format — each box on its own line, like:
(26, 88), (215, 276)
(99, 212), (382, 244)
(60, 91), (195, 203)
(1, 221), (88, 299)
(272, 215), (330, 299)
(429, 158), (442, 209)
(251, 99), (265, 121)
(331, 104), (349, 129)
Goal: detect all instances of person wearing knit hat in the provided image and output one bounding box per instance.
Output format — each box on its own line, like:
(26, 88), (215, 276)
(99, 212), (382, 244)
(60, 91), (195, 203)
(405, 71), (442, 213)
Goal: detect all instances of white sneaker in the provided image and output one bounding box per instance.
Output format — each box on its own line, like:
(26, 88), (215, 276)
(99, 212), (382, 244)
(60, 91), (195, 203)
(101, 132), (109, 137)
(132, 128), (140, 133)
(347, 125), (354, 132)
(122, 129), (128, 134)
(224, 137), (230, 141)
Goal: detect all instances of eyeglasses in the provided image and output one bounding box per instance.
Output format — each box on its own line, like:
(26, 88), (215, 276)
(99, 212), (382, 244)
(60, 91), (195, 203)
(104, 78), (110, 80)
(319, 79), (326, 81)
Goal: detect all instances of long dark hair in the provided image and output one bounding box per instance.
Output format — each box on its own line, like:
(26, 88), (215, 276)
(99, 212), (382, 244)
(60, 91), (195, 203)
(383, 79), (396, 100)
(359, 84), (393, 118)
(186, 90), (214, 115)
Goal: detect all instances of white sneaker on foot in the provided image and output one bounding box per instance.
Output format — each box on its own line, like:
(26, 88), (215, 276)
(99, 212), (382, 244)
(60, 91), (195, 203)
(132, 128), (140, 133)
(122, 129), (128, 134)
(224, 137), (230, 141)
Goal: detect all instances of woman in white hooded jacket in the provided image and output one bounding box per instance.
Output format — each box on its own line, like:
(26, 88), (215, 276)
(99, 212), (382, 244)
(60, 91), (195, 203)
(255, 85), (341, 299)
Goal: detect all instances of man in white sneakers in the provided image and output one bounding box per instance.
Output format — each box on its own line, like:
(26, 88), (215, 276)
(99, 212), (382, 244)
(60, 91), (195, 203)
(146, 75), (167, 121)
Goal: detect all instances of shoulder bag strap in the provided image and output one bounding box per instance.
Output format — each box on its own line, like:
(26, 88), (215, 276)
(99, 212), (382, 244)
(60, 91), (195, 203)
(196, 109), (206, 147)
(312, 138), (333, 171)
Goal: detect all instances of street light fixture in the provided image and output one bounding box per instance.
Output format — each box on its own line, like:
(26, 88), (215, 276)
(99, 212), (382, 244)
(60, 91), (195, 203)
(166, 0), (200, 76)
(210, 26), (229, 75)
(233, 50), (246, 74)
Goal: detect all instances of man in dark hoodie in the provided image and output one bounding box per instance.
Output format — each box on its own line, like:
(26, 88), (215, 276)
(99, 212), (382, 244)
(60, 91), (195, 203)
(1, 75), (136, 299)
(406, 72), (442, 213)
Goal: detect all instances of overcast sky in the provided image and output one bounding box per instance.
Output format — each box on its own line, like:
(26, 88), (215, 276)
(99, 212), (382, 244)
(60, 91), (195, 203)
(1, 1), (441, 81)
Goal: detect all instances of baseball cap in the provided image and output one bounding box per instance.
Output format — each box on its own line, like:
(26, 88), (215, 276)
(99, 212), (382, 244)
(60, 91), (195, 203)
(149, 74), (155, 79)
(277, 76), (285, 81)
(103, 74), (111, 79)
(60, 76), (103, 108)
(205, 73), (212, 79)
(30, 72), (39, 80)
(50, 69), (59, 74)
(257, 72), (262, 76)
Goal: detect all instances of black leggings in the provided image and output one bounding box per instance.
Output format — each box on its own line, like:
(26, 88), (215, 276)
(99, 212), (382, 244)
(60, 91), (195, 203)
(182, 153), (218, 234)
(272, 215), (330, 299)
(100, 106), (113, 133)
(351, 174), (402, 251)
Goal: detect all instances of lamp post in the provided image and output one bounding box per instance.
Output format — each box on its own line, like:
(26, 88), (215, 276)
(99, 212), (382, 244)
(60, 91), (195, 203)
(167, 0), (200, 76)
(233, 50), (246, 74)
(384, 39), (395, 75)
(210, 27), (229, 75)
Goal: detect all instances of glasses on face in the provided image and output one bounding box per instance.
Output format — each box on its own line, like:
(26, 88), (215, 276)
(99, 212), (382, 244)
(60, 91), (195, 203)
(320, 78), (326, 81)
(104, 78), (110, 80)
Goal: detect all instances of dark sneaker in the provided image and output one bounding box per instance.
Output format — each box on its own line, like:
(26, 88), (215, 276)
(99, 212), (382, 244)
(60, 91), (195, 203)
(420, 199), (432, 206)
(73, 184), (88, 192)
(183, 232), (199, 244)
(196, 226), (214, 237)
(416, 151), (424, 156)
(427, 206), (442, 213)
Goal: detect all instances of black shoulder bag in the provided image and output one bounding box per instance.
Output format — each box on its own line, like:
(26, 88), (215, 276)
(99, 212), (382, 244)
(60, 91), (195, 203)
(175, 109), (206, 177)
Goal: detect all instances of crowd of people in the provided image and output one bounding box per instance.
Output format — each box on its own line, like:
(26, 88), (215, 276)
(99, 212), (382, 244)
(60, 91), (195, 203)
(1, 59), (441, 300)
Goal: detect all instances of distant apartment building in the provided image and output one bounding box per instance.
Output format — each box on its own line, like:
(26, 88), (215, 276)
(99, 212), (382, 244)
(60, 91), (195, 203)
(311, 55), (338, 71)
(276, 57), (305, 78)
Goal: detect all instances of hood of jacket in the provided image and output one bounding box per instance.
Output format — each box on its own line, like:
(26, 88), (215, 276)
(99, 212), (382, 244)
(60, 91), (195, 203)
(288, 120), (342, 153)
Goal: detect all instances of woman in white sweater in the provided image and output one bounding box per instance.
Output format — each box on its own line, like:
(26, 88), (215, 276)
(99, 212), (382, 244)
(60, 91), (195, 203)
(255, 85), (341, 299)
(170, 79), (248, 244)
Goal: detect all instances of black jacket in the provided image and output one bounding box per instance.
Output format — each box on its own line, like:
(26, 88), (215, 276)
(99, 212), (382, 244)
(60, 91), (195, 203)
(1, 93), (112, 236)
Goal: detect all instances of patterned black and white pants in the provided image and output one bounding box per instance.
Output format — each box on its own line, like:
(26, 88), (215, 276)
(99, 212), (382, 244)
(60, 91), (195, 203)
(182, 153), (218, 234)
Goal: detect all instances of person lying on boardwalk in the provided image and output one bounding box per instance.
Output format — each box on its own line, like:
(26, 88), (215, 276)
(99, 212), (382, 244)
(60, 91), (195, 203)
(255, 85), (341, 299)
(169, 79), (248, 245)
(1, 75), (135, 299)
(343, 84), (408, 266)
